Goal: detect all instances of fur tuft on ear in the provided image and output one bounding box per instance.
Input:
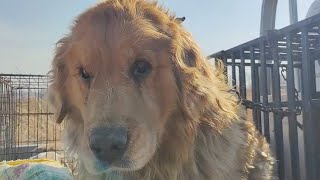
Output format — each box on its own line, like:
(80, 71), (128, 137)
(56, 104), (68, 124)
(47, 84), (69, 124)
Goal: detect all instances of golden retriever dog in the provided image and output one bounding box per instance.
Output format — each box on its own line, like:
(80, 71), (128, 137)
(48, 0), (276, 179)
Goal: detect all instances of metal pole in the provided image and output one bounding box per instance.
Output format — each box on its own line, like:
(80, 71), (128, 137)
(260, 0), (278, 96)
(301, 27), (318, 180)
(260, 0), (278, 36)
(289, 0), (302, 93)
(289, 0), (298, 24)
(286, 33), (301, 180)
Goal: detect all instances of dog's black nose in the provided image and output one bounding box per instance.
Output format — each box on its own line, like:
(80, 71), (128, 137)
(89, 126), (128, 165)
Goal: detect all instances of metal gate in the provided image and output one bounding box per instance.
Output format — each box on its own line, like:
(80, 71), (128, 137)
(209, 14), (320, 180)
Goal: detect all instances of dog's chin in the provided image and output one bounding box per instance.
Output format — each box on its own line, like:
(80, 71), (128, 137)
(80, 156), (105, 175)
(82, 156), (148, 175)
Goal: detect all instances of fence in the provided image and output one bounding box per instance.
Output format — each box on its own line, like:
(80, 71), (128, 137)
(209, 13), (320, 180)
(0, 74), (75, 169)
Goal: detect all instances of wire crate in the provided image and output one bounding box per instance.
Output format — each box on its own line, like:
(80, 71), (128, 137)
(0, 74), (76, 172)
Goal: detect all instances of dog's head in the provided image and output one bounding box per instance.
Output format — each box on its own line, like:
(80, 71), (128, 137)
(49, 0), (239, 175)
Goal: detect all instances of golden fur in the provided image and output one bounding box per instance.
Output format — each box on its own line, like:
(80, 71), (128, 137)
(48, 0), (276, 179)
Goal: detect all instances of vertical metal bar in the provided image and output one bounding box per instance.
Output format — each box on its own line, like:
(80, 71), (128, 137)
(27, 76), (30, 157)
(8, 77), (12, 160)
(271, 38), (285, 180)
(301, 27), (318, 180)
(0, 80), (2, 160)
(231, 52), (237, 88)
(315, 26), (320, 179)
(259, 39), (270, 141)
(46, 83), (49, 159)
(13, 87), (17, 159)
(3, 83), (6, 160)
(4, 82), (7, 160)
(18, 78), (22, 159)
(10, 78), (14, 160)
(33, 89), (36, 149)
(5, 83), (7, 160)
(240, 49), (247, 99)
(221, 51), (228, 81)
(309, 27), (318, 98)
(250, 47), (262, 131)
(288, 0), (301, 95)
(1, 81), (3, 160)
(36, 77), (40, 159)
(260, 0), (278, 36)
(286, 33), (301, 180)
(6, 83), (10, 160)
(289, 0), (298, 24)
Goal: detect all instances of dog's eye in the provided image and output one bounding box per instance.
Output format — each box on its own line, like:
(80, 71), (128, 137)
(79, 67), (91, 80)
(130, 59), (152, 82)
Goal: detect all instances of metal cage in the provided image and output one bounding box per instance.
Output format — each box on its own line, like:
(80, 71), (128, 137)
(209, 13), (320, 180)
(0, 74), (70, 163)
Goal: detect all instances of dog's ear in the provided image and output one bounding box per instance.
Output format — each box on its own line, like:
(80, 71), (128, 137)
(172, 35), (203, 123)
(49, 89), (68, 124)
(48, 73), (69, 124)
(48, 37), (71, 124)
(173, 30), (239, 132)
(56, 104), (68, 124)
(48, 87), (68, 124)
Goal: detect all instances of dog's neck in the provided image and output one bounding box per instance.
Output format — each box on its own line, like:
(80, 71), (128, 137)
(78, 118), (246, 180)
(122, 122), (244, 180)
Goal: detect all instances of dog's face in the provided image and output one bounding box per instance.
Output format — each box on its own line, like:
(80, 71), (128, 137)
(50, 1), (182, 174)
(50, 0), (239, 176)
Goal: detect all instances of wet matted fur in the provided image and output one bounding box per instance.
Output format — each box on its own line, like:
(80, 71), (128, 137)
(48, 0), (276, 179)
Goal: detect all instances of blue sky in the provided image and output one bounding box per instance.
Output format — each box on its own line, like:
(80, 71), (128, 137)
(0, 0), (314, 74)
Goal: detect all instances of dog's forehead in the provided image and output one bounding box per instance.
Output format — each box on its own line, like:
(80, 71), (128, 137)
(69, 9), (172, 68)
(72, 4), (170, 50)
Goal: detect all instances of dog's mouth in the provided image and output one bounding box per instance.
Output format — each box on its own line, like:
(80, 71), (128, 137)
(79, 150), (135, 175)
(93, 155), (133, 172)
